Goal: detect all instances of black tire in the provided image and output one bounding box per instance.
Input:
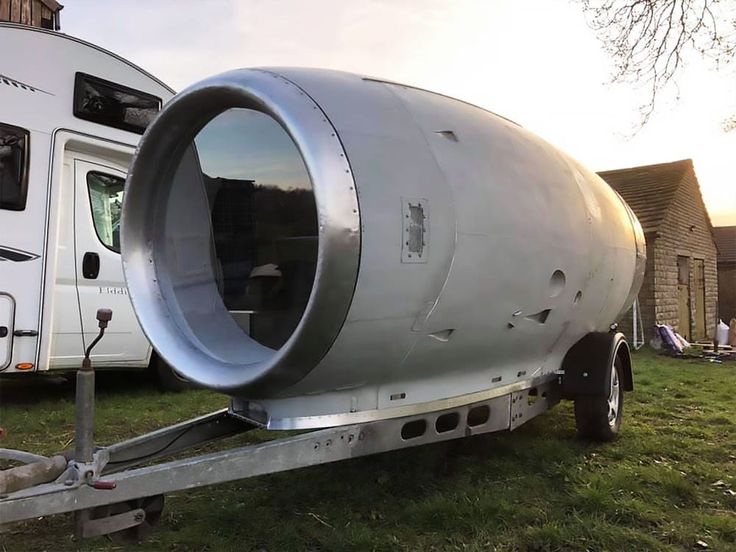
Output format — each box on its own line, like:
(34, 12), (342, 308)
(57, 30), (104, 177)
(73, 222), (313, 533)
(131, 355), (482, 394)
(153, 355), (191, 392)
(574, 357), (624, 442)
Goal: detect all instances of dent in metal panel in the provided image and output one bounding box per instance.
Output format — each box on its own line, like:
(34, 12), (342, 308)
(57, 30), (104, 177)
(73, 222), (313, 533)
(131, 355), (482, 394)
(401, 198), (428, 263)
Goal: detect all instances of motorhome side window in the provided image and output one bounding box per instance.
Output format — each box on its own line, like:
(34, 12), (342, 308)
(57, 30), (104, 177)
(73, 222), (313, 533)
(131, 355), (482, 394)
(0, 123), (30, 211)
(87, 172), (125, 253)
(74, 73), (162, 134)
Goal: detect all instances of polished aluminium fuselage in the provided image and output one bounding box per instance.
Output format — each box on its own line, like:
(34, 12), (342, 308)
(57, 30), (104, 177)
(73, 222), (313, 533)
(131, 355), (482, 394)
(122, 68), (645, 429)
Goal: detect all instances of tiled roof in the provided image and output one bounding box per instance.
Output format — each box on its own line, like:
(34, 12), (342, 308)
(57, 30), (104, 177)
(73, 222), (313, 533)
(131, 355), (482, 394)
(598, 159), (692, 235)
(713, 225), (736, 263)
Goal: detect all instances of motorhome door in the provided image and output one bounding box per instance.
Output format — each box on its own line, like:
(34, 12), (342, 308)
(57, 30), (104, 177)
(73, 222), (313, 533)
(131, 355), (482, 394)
(73, 158), (150, 366)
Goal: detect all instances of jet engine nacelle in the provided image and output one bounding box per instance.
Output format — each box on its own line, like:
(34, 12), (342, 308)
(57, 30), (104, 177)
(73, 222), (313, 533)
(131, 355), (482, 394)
(122, 68), (645, 428)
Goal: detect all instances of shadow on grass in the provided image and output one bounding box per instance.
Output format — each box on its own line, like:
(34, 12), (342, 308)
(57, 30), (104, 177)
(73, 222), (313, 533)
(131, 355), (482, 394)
(2, 349), (735, 551)
(0, 369), (159, 406)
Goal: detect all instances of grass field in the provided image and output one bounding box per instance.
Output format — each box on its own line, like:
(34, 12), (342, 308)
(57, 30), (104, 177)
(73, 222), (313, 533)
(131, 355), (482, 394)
(0, 349), (734, 551)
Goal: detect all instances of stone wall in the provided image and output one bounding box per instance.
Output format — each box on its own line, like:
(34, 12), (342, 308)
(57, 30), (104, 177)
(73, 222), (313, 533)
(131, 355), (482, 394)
(652, 174), (719, 340)
(617, 240), (656, 343)
(718, 262), (736, 323)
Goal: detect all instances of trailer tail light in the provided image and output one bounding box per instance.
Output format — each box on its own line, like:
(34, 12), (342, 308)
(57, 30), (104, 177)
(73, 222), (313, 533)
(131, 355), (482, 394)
(15, 363), (33, 370)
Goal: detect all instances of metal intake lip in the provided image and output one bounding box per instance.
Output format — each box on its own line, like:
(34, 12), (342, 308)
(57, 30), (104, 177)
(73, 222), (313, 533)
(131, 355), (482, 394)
(121, 68), (361, 397)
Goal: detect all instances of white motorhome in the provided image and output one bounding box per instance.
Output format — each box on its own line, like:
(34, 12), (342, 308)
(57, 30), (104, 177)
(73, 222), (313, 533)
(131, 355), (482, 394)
(0, 23), (181, 386)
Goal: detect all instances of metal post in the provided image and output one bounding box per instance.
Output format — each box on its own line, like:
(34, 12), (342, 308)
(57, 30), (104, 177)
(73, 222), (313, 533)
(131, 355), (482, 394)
(632, 297), (638, 349)
(73, 358), (95, 539)
(75, 359), (95, 465)
(74, 308), (112, 540)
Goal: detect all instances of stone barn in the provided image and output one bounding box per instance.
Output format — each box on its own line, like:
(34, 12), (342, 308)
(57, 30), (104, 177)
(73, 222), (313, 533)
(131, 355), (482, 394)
(599, 159), (719, 342)
(713, 226), (736, 323)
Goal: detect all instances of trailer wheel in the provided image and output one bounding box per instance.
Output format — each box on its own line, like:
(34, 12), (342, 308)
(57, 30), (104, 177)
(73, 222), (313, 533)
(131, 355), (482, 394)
(153, 355), (192, 392)
(89, 494), (164, 542)
(574, 357), (623, 442)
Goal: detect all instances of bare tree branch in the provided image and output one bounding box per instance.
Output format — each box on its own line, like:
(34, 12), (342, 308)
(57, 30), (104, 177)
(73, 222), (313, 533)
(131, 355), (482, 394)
(580, 0), (736, 131)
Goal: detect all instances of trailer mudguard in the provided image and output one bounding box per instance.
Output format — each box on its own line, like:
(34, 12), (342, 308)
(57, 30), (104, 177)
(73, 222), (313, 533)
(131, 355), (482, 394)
(561, 331), (633, 399)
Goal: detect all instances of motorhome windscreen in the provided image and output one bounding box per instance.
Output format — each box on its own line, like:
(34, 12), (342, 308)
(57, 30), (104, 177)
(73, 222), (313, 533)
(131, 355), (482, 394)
(0, 123), (30, 211)
(73, 73), (161, 134)
(164, 108), (318, 352)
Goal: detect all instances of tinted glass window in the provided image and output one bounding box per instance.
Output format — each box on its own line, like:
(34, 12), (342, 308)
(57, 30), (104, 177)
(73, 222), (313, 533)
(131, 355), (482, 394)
(74, 73), (161, 134)
(87, 171), (125, 253)
(192, 108), (318, 349)
(0, 123), (30, 211)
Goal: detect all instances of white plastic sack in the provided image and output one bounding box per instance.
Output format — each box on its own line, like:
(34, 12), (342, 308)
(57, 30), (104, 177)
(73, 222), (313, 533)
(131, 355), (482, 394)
(716, 320), (729, 345)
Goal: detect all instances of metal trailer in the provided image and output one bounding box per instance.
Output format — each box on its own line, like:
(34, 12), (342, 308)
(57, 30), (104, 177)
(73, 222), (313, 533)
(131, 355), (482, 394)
(0, 310), (570, 541)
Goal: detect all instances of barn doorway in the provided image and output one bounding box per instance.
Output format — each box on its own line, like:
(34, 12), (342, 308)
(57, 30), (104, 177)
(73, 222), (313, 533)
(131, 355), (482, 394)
(677, 255), (691, 340)
(693, 258), (706, 339)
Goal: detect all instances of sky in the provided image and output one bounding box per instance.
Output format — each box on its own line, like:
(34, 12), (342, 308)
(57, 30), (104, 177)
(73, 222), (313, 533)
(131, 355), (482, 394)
(196, 108), (311, 189)
(62, 0), (736, 226)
